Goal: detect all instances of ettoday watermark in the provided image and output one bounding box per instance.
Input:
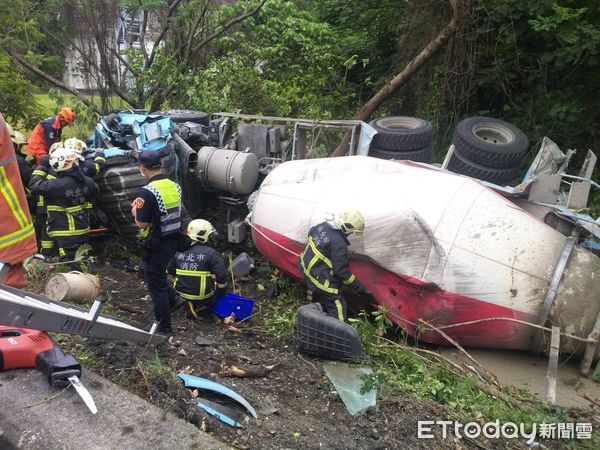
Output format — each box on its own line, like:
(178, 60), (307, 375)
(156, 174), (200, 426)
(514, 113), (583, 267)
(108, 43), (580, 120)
(417, 420), (592, 444)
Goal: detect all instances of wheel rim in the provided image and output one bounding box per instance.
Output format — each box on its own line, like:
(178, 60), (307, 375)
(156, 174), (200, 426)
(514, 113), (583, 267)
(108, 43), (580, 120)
(472, 123), (515, 145)
(376, 116), (422, 130)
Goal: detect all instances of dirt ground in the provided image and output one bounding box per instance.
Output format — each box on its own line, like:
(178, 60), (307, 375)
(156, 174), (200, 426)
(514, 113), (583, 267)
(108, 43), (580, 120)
(48, 240), (529, 449)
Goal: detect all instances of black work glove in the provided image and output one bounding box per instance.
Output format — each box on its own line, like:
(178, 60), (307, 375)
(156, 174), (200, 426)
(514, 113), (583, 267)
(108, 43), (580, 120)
(39, 155), (50, 168)
(216, 287), (226, 297)
(357, 285), (372, 296)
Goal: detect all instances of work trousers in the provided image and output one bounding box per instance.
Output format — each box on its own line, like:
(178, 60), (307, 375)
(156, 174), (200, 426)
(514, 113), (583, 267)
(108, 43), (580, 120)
(56, 236), (89, 271)
(308, 289), (347, 322)
(185, 295), (217, 319)
(140, 238), (178, 333)
(35, 213), (56, 258)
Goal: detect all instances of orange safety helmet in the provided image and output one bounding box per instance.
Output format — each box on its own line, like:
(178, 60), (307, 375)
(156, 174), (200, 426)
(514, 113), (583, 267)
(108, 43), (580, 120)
(58, 107), (76, 124)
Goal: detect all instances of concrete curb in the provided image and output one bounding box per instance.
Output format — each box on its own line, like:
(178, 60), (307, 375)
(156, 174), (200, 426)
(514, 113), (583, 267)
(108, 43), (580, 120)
(0, 368), (229, 449)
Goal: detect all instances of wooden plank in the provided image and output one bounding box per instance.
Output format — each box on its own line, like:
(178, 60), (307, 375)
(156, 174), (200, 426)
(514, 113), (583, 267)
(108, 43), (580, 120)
(545, 326), (561, 404)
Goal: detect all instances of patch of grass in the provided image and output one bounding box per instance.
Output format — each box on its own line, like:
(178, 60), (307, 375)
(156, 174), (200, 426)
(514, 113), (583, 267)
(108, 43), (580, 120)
(25, 92), (130, 140)
(260, 274), (304, 337)
(141, 351), (174, 379)
(55, 334), (102, 370)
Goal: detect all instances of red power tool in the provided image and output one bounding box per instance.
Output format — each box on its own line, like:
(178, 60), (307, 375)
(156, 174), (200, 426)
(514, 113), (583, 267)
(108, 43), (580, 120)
(0, 325), (97, 413)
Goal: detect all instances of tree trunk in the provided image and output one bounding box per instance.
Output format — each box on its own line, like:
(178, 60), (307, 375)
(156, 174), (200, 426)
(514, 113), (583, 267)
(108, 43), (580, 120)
(331, 0), (468, 157)
(4, 48), (104, 115)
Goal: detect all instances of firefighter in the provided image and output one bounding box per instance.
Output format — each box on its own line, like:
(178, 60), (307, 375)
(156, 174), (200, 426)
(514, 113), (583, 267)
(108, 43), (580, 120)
(29, 147), (99, 269)
(6, 123), (33, 193)
(31, 142), (63, 257)
(298, 209), (368, 321)
(63, 138), (106, 178)
(64, 138), (106, 227)
(132, 150), (183, 336)
(27, 107), (76, 164)
(32, 140), (105, 259)
(0, 113), (38, 288)
(172, 219), (226, 319)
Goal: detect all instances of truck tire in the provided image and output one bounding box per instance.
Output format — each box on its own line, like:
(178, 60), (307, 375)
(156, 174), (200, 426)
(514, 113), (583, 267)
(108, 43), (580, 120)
(368, 145), (431, 163)
(96, 163), (147, 239)
(452, 117), (529, 169)
(447, 149), (520, 185)
(152, 109), (209, 126)
(369, 116), (433, 151)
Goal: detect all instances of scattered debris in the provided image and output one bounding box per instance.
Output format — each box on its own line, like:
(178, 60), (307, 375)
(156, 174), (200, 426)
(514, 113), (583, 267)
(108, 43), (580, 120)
(229, 252), (255, 278)
(226, 326), (242, 334)
(195, 336), (217, 347)
(222, 362), (282, 378)
(177, 372), (258, 419)
(323, 362), (376, 416)
(223, 314), (236, 325)
(195, 397), (246, 428)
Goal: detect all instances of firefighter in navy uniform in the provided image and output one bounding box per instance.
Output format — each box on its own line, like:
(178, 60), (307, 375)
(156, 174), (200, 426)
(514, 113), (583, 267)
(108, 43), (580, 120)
(32, 141), (105, 258)
(132, 150), (184, 337)
(29, 148), (99, 268)
(173, 219), (227, 319)
(298, 209), (368, 321)
(32, 142), (63, 257)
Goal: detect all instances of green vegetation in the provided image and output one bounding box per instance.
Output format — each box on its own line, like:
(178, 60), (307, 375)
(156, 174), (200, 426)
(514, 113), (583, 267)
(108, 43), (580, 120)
(260, 273), (304, 336)
(1, 1), (598, 170)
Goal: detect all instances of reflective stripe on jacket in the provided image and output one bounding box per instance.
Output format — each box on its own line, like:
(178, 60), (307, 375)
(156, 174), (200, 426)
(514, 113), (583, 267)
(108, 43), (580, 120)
(142, 178), (182, 237)
(29, 166), (98, 239)
(174, 244), (227, 301)
(298, 222), (361, 295)
(0, 114), (37, 263)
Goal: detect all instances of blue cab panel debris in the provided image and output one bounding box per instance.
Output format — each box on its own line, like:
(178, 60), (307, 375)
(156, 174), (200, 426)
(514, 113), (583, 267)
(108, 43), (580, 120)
(177, 372), (257, 428)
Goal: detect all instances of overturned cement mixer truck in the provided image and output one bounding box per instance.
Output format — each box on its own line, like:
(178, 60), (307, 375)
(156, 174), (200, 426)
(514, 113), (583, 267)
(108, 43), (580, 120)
(248, 155), (600, 373)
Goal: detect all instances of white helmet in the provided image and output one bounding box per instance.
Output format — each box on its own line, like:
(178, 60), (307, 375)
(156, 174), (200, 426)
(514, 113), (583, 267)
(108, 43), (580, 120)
(63, 138), (88, 155)
(335, 209), (365, 235)
(187, 219), (216, 243)
(50, 148), (80, 172)
(49, 142), (63, 154)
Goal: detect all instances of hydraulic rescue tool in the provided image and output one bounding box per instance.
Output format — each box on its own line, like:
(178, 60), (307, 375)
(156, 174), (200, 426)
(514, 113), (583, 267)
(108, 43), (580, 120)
(0, 325), (97, 414)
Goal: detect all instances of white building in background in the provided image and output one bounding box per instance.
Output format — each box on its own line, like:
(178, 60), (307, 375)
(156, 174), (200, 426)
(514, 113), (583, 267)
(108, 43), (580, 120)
(63, 10), (158, 91)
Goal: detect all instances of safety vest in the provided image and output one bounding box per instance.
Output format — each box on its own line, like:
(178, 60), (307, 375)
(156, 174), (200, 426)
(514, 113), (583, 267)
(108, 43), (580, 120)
(0, 115), (37, 264)
(40, 117), (62, 148)
(141, 178), (182, 237)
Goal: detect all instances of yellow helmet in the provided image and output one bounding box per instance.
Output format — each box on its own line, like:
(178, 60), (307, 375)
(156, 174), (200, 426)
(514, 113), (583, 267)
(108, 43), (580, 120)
(336, 209), (365, 235)
(5, 123), (25, 145)
(187, 219), (216, 243)
(64, 138), (88, 155)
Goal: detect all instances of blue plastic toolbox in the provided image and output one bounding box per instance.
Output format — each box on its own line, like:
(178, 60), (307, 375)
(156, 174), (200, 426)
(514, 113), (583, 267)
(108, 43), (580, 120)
(210, 292), (254, 321)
